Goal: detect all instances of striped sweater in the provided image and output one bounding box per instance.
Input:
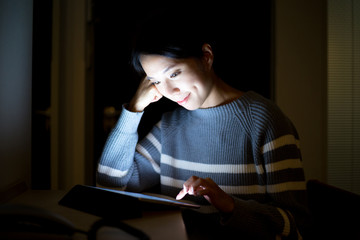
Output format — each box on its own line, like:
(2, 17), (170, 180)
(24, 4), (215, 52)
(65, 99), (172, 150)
(97, 91), (309, 239)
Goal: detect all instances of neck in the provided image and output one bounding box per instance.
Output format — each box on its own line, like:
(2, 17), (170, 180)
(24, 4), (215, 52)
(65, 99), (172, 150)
(200, 74), (243, 109)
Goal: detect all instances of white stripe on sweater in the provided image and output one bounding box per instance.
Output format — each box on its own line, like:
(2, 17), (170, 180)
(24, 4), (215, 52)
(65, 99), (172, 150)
(136, 144), (161, 174)
(261, 134), (300, 154)
(145, 132), (161, 153)
(161, 154), (264, 174)
(265, 158), (303, 173)
(98, 164), (128, 178)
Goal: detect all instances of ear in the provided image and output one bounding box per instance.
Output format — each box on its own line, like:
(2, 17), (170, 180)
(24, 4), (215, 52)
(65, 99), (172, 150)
(201, 43), (214, 70)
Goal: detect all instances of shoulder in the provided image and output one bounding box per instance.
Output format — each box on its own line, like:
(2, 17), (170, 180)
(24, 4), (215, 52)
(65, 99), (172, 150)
(236, 92), (299, 139)
(239, 91), (283, 117)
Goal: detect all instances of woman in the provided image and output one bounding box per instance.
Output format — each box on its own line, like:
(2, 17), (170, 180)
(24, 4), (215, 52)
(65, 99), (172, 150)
(97, 12), (309, 239)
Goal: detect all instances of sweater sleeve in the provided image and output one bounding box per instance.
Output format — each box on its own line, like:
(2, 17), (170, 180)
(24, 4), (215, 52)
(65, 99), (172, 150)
(96, 105), (162, 192)
(221, 101), (309, 239)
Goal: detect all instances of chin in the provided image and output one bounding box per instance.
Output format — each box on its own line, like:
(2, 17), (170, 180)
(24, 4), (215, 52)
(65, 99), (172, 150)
(181, 104), (200, 111)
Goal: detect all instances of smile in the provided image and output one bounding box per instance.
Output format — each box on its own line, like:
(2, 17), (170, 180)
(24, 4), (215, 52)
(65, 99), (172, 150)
(176, 94), (190, 105)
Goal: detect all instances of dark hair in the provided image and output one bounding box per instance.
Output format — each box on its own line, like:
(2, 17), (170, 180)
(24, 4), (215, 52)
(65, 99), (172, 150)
(131, 10), (216, 75)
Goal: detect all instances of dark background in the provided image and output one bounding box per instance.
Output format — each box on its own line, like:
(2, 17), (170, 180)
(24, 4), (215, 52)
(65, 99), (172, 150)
(31, 0), (53, 189)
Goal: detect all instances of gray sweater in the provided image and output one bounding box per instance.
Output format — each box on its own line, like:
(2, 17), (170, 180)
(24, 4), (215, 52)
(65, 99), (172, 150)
(97, 91), (309, 239)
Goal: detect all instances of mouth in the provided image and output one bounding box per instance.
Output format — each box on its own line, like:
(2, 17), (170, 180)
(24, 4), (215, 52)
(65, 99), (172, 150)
(176, 93), (190, 105)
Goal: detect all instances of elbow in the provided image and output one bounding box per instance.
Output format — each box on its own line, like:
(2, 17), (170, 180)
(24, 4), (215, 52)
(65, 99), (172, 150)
(96, 171), (125, 189)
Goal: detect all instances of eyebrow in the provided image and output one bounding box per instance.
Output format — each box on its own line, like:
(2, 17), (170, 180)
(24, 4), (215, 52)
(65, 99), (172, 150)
(147, 64), (177, 80)
(162, 64), (177, 74)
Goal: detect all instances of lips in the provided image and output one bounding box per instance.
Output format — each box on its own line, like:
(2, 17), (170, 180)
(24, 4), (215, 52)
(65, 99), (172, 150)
(176, 93), (190, 105)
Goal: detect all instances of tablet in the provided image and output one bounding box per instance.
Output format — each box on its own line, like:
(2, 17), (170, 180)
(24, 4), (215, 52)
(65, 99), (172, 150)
(94, 186), (201, 208)
(59, 185), (200, 219)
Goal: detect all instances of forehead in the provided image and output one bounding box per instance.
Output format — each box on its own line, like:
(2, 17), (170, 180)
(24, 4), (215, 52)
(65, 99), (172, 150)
(140, 55), (182, 75)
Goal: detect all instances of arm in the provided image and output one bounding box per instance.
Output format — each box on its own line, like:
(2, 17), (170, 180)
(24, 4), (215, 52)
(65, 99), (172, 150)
(97, 77), (164, 191)
(96, 106), (162, 192)
(222, 102), (309, 239)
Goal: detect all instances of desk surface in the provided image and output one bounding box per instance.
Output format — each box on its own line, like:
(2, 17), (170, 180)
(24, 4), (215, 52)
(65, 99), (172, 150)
(8, 190), (188, 240)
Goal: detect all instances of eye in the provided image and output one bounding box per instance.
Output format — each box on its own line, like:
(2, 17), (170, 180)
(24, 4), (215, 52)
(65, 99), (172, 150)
(170, 71), (181, 78)
(147, 77), (160, 85)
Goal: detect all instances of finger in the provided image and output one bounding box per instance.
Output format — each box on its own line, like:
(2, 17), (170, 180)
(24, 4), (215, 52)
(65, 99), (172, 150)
(190, 178), (205, 192)
(176, 188), (188, 200)
(194, 185), (207, 196)
(151, 92), (163, 102)
(197, 190), (210, 202)
(188, 184), (206, 197)
(176, 176), (196, 200)
(149, 85), (163, 102)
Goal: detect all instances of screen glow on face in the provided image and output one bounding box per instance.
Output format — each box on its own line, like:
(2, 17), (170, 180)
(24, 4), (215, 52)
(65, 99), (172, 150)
(141, 55), (214, 110)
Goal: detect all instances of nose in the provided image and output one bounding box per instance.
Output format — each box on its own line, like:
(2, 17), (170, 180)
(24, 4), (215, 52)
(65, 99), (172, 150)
(164, 80), (180, 96)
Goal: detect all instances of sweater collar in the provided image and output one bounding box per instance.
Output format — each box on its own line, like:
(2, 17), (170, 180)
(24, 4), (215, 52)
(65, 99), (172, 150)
(187, 91), (254, 118)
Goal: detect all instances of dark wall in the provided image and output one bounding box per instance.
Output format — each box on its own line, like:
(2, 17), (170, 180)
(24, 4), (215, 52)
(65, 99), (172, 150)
(0, 0), (33, 190)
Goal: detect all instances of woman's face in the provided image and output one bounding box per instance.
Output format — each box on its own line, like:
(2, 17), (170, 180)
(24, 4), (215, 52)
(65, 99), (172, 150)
(140, 54), (214, 110)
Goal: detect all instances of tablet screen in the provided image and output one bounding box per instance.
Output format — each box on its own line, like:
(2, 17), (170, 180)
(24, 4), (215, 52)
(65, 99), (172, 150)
(90, 186), (200, 209)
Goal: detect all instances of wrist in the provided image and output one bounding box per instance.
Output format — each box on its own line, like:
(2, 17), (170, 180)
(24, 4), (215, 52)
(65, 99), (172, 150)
(128, 101), (145, 112)
(221, 195), (235, 214)
(219, 196), (235, 222)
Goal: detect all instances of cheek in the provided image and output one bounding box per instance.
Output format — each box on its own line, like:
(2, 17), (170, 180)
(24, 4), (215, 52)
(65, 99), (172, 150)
(190, 75), (209, 94)
(183, 71), (205, 89)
